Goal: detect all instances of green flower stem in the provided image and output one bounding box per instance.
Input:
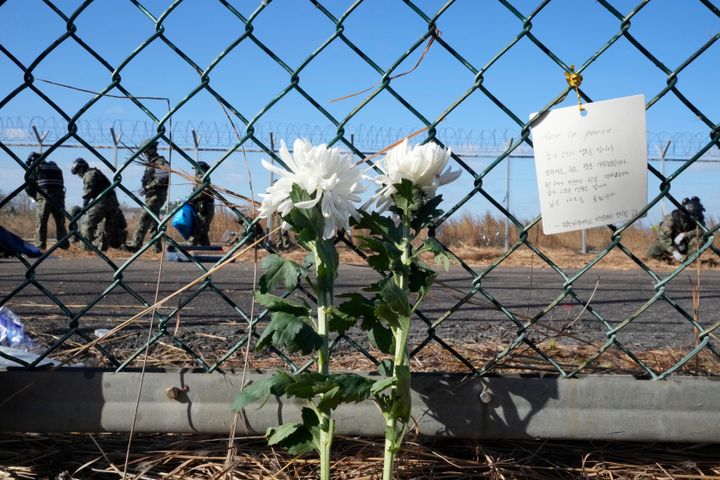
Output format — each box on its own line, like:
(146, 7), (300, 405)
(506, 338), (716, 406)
(315, 242), (334, 480)
(317, 290), (331, 377)
(382, 322), (410, 480)
(383, 215), (414, 480)
(383, 416), (400, 480)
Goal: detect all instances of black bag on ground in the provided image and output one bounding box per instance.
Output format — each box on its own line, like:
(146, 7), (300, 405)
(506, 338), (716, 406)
(103, 210), (128, 249)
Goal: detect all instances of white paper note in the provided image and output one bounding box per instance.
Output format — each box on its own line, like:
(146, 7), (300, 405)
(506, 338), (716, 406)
(530, 95), (647, 234)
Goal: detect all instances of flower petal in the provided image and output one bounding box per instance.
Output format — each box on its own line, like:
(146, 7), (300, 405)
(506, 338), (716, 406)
(295, 193), (321, 209)
(257, 138), (365, 239)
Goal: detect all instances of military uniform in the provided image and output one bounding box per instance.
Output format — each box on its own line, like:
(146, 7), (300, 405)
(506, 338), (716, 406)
(25, 155), (68, 250)
(129, 148), (169, 252)
(187, 164), (215, 246)
(80, 167), (121, 251)
(647, 197), (706, 262)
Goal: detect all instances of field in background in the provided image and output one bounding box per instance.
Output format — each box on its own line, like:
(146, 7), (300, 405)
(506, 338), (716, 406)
(2, 195), (718, 271)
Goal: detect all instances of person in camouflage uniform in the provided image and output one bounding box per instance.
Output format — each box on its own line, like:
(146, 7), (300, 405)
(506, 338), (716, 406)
(127, 139), (169, 253)
(187, 161), (215, 246)
(71, 158), (121, 251)
(68, 203), (125, 249)
(647, 196), (706, 263)
(25, 152), (68, 250)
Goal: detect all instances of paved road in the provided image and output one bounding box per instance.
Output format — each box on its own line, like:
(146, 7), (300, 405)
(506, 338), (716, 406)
(1, 256), (718, 365)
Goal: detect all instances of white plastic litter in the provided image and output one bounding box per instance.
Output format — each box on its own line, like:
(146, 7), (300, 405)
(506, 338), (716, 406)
(94, 328), (111, 338)
(0, 306), (33, 349)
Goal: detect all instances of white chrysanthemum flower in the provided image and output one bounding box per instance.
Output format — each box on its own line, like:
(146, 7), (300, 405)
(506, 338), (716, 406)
(370, 139), (461, 212)
(259, 139), (366, 240)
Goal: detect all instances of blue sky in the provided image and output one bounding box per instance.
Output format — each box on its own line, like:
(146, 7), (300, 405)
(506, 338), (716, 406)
(0, 0), (718, 225)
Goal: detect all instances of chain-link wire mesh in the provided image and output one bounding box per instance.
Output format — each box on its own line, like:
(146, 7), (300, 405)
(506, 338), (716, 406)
(1, 0), (719, 380)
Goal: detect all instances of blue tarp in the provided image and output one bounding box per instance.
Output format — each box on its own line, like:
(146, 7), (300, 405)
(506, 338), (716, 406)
(0, 226), (42, 257)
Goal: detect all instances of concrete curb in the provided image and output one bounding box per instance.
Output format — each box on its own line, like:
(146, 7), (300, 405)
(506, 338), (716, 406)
(1, 369), (719, 441)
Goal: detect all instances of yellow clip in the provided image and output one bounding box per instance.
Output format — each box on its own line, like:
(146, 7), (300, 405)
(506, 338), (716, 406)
(564, 65), (585, 112)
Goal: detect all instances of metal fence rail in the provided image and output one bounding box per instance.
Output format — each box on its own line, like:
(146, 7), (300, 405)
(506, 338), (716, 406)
(0, 0), (719, 383)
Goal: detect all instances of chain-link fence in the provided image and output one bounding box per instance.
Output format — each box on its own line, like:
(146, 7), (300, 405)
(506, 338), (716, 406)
(1, 0), (719, 381)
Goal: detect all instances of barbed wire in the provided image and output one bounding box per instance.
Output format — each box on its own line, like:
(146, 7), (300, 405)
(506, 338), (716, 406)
(0, 115), (717, 160)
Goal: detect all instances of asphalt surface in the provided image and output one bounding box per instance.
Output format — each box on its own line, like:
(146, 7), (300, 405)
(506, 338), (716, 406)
(1, 255), (718, 367)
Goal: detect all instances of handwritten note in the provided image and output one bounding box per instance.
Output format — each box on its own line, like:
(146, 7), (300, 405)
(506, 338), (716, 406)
(530, 95), (647, 234)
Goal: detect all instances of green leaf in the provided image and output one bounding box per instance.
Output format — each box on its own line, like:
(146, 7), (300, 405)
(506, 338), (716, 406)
(390, 179), (423, 217)
(301, 406), (320, 428)
(411, 194), (444, 231)
(344, 293), (395, 352)
(268, 371), (296, 396)
(328, 308), (357, 334)
(373, 279), (412, 330)
(285, 185), (325, 244)
(356, 236), (385, 252)
(358, 236), (403, 274)
(266, 421), (316, 455)
(363, 280), (384, 294)
(317, 385), (341, 413)
(256, 312), (321, 355)
(374, 303), (401, 329)
(353, 210), (402, 243)
(301, 407), (322, 454)
(267, 422), (302, 445)
(370, 376), (396, 397)
(391, 364), (412, 422)
(312, 374), (375, 413)
(416, 237), (456, 271)
(377, 359), (394, 376)
(285, 372), (334, 399)
(338, 293), (376, 322)
(366, 253), (390, 273)
(332, 373), (374, 403)
(379, 279), (411, 317)
(232, 371), (294, 411)
(357, 236), (392, 272)
(254, 292), (310, 316)
(368, 323), (394, 354)
(274, 315), (309, 347)
(259, 254), (307, 293)
(315, 238), (339, 292)
(408, 262), (436, 297)
(232, 379), (268, 411)
(293, 324), (324, 355)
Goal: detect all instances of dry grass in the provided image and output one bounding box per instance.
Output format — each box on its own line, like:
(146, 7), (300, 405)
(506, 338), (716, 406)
(4, 202), (718, 271)
(1, 432), (719, 479)
(433, 212), (720, 270)
(435, 211), (714, 255)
